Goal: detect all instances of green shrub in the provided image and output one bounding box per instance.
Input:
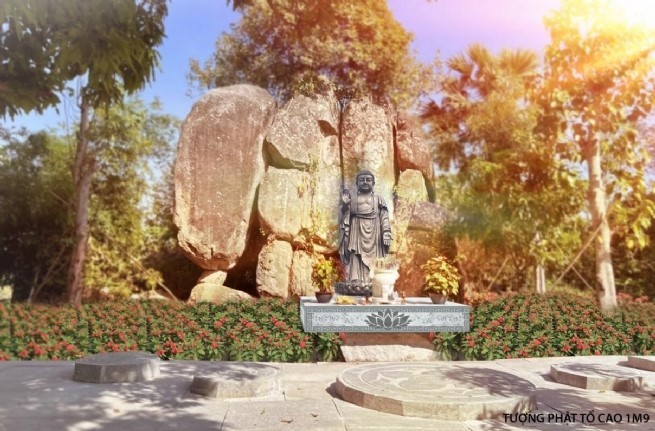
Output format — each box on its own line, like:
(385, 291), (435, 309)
(4, 294), (652, 362)
(0, 298), (341, 362)
(433, 293), (655, 360)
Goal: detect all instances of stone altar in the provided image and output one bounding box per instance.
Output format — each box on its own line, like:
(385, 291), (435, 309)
(299, 296), (470, 333)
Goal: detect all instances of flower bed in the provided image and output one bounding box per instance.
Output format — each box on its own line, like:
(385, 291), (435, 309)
(433, 293), (655, 360)
(0, 299), (341, 362)
(1, 294), (653, 362)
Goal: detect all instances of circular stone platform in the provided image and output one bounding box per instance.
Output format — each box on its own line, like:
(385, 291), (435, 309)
(190, 362), (281, 399)
(550, 362), (647, 391)
(335, 363), (536, 420)
(73, 351), (160, 383)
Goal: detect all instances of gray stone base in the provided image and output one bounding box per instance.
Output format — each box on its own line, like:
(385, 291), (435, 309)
(340, 333), (439, 362)
(336, 363), (536, 420)
(550, 362), (648, 391)
(627, 355), (655, 372)
(73, 351), (160, 383)
(190, 362), (281, 399)
(340, 345), (439, 362)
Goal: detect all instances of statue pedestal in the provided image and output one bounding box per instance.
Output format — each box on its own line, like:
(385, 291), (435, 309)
(299, 296), (469, 333)
(299, 296), (470, 362)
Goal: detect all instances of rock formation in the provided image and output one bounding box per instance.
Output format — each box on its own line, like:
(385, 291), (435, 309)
(175, 85), (447, 303)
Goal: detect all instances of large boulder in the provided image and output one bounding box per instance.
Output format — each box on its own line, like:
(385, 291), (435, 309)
(396, 113), (432, 180)
(265, 93), (341, 250)
(394, 201), (450, 298)
(188, 283), (253, 304)
(341, 97), (396, 214)
(198, 270), (228, 285)
(258, 167), (310, 240)
(289, 250), (316, 297)
(301, 163), (341, 251)
(265, 92), (340, 169)
(174, 85), (276, 270)
(408, 201), (448, 231)
(396, 169), (428, 203)
(256, 239), (293, 298)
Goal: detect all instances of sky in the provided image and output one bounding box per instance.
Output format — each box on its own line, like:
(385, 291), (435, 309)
(7, 0), (562, 132)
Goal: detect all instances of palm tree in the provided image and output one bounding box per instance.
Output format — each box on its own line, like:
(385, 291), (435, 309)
(420, 44), (582, 295)
(422, 44), (538, 171)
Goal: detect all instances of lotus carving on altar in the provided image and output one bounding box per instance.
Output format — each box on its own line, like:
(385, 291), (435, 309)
(365, 309), (411, 330)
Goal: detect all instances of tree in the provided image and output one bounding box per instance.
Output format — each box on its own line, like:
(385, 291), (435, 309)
(0, 0), (169, 305)
(1, 0), (167, 118)
(422, 44), (585, 293)
(0, 128), (73, 301)
(541, 0), (655, 311)
(83, 99), (178, 299)
(189, 0), (434, 107)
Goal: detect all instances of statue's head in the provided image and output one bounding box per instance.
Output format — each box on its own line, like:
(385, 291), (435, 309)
(356, 169), (375, 193)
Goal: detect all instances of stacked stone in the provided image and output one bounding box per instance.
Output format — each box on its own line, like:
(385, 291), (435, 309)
(174, 84), (448, 302)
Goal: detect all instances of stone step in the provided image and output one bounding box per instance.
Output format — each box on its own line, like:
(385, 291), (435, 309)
(550, 362), (649, 392)
(626, 356), (655, 372)
(190, 362), (282, 399)
(335, 363), (536, 420)
(73, 351), (160, 383)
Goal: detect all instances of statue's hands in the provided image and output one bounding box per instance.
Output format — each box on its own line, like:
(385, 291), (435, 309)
(383, 231), (392, 247)
(341, 189), (351, 205)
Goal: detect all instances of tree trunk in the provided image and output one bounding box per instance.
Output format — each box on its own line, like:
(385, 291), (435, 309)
(66, 94), (94, 306)
(585, 142), (617, 312)
(535, 264), (546, 295)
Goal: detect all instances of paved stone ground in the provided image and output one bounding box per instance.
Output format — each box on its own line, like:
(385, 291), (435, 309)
(0, 356), (654, 430)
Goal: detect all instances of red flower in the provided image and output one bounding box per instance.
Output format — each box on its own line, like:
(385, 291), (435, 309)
(299, 341), (306, 349)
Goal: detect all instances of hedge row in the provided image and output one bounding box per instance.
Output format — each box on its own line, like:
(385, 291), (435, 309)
(434, 293), (655, 360)
(1, 294), (653, 362)
(0, 298), (342, 362)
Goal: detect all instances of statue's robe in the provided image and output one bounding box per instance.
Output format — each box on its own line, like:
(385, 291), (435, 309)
(339, 194), (391, 283)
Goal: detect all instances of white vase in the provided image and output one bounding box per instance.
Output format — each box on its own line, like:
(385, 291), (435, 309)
(371, 268), (399, 299)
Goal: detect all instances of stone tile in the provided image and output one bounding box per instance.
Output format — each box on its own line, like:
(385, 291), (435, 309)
(222, 399), (345, 431)
(0, 362), (74, 382)
(0, 417), (115, 431)
(334, 399), (466, 430)
(283, 379), (337, 400)
(280, 362), (353, 381)
(159, 398), (229, 430)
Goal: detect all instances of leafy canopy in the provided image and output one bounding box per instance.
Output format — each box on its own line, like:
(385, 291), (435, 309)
(422, 44), (585, 290)
(189, 0), (434, 107)
(0, 129), (73, 301)
(0, 0), (168, 118)
(541, 0), (655, 251)
(82, 98), (179, 299)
